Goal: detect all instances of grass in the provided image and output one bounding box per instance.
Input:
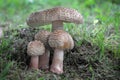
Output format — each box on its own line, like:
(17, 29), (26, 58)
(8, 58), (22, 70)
(0, 0), (120, 80)
(0, 61), (13, 80)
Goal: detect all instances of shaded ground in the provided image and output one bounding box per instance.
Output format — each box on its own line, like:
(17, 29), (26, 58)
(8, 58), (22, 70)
(0, 28), (120, 80)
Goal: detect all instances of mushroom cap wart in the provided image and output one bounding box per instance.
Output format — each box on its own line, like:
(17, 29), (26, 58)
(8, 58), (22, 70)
(48, 30), (74, 50)
(34, 30), (51, 48)
(27, 7), (83, 27)
(27, 40), (45, 56)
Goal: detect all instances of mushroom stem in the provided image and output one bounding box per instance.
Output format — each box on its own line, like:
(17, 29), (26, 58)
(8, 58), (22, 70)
(0, 27), (3, 38)
(39, 49), (50, 69)
(30, 56), (39, 69)
(52, 21), (63, 31)
(50, 48), (64, 74)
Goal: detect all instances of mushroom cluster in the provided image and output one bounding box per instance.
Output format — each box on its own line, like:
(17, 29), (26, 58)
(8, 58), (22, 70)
(26, 7), (83, 74)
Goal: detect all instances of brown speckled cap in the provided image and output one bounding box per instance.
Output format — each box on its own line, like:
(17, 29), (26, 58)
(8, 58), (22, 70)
(27, 40), (45, 56)
(48, 30), (74, 50)
(34, 30), (51, 48)
(27, 7), (83, 27)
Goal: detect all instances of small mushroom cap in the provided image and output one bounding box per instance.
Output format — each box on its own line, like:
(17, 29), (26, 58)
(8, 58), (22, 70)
(27, 7), (83, 27)
(27, 40), (45, 56)
(34, 30), (51, 48)
(48, 30), (74, 50)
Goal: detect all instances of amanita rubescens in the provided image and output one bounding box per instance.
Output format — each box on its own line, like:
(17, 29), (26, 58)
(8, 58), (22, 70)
(48, 30), (74, 74)
(26, 7), (83, 31)
(35, 30), (51, 69)
(26, 7), (83, 74)
(0, 27), (3, 38)
(27, 40), (45, 69)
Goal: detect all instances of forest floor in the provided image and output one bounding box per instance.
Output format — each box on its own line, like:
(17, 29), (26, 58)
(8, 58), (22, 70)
(0, 28), (119, 80)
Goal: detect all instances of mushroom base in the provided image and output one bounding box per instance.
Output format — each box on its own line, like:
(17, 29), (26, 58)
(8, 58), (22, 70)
(39, 49), (50, 70)
(50, 49), (64, 74)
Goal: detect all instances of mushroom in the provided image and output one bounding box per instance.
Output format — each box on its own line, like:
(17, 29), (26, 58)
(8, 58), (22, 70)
(34, 30), (51, 69)
(26, 7), (83, 74)
(27, 40), (45, 69)
(26, 7), (83, 31)
(0, 27), (3, 38)
(48, 30), (74, 74)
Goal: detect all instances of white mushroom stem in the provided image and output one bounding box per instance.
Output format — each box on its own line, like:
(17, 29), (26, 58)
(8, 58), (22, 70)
(39, 49), (50, 69)
(0, 27), (3, 38)
(30, 56), (39, 69)
(50, 48), (64, 74)
(52, 21), (63, 31)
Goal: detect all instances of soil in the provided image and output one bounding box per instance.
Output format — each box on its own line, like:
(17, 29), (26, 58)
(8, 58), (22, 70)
(1, 28), (120, 80)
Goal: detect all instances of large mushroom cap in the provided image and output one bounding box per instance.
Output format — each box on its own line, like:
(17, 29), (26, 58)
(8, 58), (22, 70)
(34, 30), (51, 48)
(27, 7), (83, 27)
(48, 30), (74, 50)
(27, 40), (45, 56)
